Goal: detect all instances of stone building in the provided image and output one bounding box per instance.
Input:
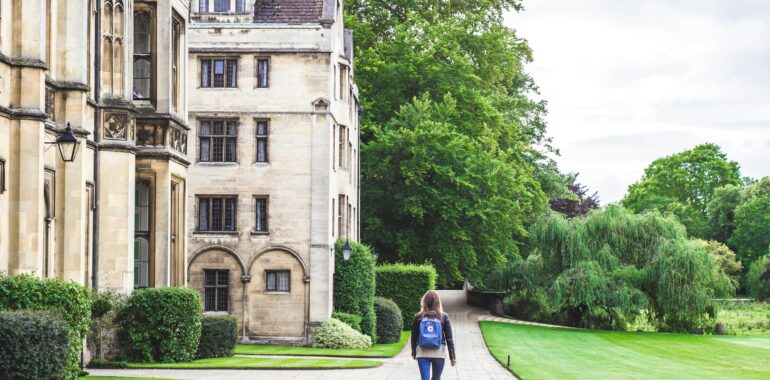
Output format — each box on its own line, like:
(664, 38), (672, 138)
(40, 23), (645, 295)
(0, 0), (191, 292)
(186, 0), (360, 343)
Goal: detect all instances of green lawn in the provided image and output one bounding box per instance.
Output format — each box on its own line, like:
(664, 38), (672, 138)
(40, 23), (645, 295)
(234, 331), (410, 358)
(480, 321), (770, 380)
(126, 356), (381, 370)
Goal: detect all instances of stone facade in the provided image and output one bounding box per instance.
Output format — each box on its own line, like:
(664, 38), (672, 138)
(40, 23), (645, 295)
(0, 0), (191, 293)
(187, 0), (360, 342)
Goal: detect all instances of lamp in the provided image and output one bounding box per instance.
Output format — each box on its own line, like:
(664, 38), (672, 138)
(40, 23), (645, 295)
(342, 240), (353, 261)
(56, 123), (80, 162)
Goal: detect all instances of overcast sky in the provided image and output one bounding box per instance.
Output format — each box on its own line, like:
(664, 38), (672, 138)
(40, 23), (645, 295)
(505, 0), (770, 203)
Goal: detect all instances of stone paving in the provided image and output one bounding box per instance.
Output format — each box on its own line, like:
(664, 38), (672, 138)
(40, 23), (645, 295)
(88, 290), (515, 380)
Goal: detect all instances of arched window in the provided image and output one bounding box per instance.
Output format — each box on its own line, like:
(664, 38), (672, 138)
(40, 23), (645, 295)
(133, 11), (152, 100)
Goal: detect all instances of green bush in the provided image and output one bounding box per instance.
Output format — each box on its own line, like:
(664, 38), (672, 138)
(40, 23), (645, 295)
(333, 240), (377, 341)
(375, 264), (437, 328)
(332, 311), (362, 332)
(117, 287), (202, 362)
(196, 316), (238, 359)
(0, 310), (70, 380)
(87, 292), (127, 361)
(374, 297), (403, 344)
(86, 359), (128, 369)
(312, 318), (372, 349)
(0, 274), (92, 380)
(747, 255), (770, 301)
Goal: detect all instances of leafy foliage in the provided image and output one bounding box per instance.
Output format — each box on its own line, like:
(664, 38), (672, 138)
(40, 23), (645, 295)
(486, 206), (735, 331)
(332, 312), (363, 333)
(549, 174), (600, 218)
(700, 240), (743, 289)
(0, 310), (70, 380)
(746, 255), (770, 301)
(196, 316), (237, 359)
(729, 195), (770, 267)
(623, 143), (742, 238)
(374, 297), (403, 344)
(375, 263), (437, 328)
(312, 318), (372, 349)
(706, 185), (742, 243)
(0, 274), (92, 380)
(349, 0), (552, 285)
(117, 287), (202, 363)
(333, 240), (377, 341)
(87, 292), (128, 361)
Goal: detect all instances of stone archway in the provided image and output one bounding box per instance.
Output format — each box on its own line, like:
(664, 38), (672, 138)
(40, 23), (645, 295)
(246, 247), (308, 338)
(187, 246), (247, 335)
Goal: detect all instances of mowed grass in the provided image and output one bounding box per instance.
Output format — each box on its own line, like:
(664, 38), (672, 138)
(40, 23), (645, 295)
(126, 356), (381, 370)
(234, 331), (410, 358)
(480, 321), (770, 380)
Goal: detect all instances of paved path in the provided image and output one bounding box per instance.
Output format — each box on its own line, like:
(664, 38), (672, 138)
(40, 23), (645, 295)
(89, 290), (514, 380)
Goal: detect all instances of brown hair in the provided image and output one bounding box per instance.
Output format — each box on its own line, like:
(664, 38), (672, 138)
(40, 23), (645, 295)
(416, 290), (444, 321)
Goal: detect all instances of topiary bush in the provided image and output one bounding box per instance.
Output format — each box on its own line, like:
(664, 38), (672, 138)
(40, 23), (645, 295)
(196, 316), (238, 359)
(87, 291), (128, 362)
(746, 255), (770, 301)
(117, 287), (202, 362)
(0, 310), (70, 380)
(312, 318), (372, 349)
(374, 297), (403, 344)
(333, 240), (377, 341)
(375, 264), (437, 328)
(332, 311), (362, 332)
(0, 274), (92, 380)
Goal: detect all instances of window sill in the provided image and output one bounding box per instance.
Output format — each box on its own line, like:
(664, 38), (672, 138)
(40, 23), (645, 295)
(197, 162), (239, 167)
(250, 230), (270, 236)
(193, 231), (240, 237)
(264, 291), (291, 295)
(197, 87), (239, 91)
(252, 162), (270, 167)
(203, 311), (230, 316)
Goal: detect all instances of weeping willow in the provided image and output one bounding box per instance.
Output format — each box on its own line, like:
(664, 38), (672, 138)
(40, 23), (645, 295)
(487, 205), (735, 331)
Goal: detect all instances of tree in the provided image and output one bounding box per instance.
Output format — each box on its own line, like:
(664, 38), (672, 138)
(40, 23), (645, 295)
(706, 185), (742, 244)
(700, 240), (742, 289)
(549, 174), (600, 218)
(622, 144), (742, 238)
(729, 196), (770, 267)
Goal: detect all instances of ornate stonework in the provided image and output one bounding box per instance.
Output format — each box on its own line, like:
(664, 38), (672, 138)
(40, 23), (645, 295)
(103, 112), (132, 140)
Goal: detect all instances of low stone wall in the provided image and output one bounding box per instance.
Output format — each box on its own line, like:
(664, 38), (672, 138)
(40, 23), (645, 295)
(465, 285), (506, 316)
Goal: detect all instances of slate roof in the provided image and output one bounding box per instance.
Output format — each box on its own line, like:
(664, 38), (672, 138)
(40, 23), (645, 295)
(253, 0), (325, 24)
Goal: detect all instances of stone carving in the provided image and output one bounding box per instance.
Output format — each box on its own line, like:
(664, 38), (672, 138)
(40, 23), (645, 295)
(45, 87), (55, 119)
(170, 125), (188, 154)
(104, 112), (130, 140)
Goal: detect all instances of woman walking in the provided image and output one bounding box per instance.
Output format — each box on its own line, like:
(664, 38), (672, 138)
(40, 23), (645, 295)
(411, 290), (456, 380)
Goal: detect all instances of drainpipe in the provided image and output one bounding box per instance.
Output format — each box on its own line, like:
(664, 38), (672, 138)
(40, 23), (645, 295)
(91, 0), (101, 290)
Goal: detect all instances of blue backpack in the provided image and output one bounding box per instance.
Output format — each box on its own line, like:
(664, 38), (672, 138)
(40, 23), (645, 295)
(418, 316), (443, 349)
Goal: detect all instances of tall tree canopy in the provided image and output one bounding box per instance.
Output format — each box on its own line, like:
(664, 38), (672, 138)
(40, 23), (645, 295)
(549, 174), (600, 218)
(622, 143), (742, 238)
(349, 0), (552, 285)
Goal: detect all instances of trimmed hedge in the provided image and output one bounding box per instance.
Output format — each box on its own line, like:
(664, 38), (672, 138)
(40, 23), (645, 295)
(117, 287), (202, 362)
(375, 264), (437, 328)
(0, 274), (92, 380)
(196, 316), (238, 359)
(312, 318), (372, 349)
(333, 240), (377, 341)
(332, 311), (362, 332)
(375, 297), (403, 344)
(0, 310), (70, 380)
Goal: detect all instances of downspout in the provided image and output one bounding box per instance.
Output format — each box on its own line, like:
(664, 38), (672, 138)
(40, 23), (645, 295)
(357, 106), (362, 242)
(91, 0), (101, 290)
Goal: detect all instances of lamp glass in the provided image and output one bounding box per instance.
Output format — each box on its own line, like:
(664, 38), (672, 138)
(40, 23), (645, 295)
(342, 241), (353, 261)
(56, 123), (80, 162)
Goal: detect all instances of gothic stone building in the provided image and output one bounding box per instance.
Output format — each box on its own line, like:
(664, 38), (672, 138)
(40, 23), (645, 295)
(187, 0), (360, 343)
(0, 0), (191, 291)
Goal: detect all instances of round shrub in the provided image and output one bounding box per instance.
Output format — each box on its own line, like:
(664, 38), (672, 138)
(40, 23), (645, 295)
(312, 318), (372, 349)
(196, 316), (238, 359)
(332, 311), (362, 332)
(0, 310), (70, 380)
(374, 297), (403, 344)
(0, 274), (92, 380)
(375, 264), (437, 328)
(747, 255), (770, 301)
(117, 287), (202, 362)
(333, 240), (377, 341)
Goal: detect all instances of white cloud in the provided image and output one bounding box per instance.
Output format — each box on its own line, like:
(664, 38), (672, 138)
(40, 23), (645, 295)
(506, 0), (770, 203)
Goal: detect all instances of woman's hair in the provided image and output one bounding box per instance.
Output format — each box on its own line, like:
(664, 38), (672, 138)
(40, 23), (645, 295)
(416, 290), (444, 320)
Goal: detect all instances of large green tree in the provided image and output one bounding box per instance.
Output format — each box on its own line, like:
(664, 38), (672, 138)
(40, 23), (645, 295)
(622, 144), (741, 238)
(729, 196), (770, 267)
(349, 1), (551, 285)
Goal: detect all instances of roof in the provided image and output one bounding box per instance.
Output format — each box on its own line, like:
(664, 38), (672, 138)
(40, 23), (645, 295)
(253, 0), (326, 24)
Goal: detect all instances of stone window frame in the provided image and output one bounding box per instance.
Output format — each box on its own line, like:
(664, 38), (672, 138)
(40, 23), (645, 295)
(255, 56), (270, 89)
(196, 195), (238, 234)
(203, 269), (229, 312)
(200, 58), (239, 89)
(251, 195), (269, 235)
(134, 175), (156, 289)
(255, 119), (269, 163)
(132, 5), (156, 102)
(265, 270), (290, 293)
(198, 119), (238, 163)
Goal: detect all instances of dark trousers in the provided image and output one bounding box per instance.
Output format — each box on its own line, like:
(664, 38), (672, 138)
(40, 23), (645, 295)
(417, 358), (445, 380)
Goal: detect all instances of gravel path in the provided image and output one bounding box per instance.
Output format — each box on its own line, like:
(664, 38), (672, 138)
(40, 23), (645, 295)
(88, 290), (514, 380)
